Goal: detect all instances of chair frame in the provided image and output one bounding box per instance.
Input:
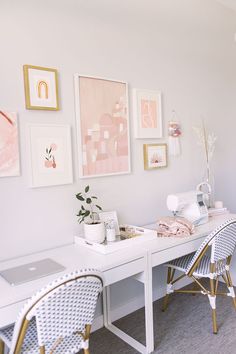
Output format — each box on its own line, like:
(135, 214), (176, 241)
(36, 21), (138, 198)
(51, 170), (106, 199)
(0, 273), (103, 354)
(162, 220), (236, 334)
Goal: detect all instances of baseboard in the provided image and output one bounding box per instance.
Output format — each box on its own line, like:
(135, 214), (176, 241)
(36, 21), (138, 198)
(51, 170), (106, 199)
(92, 277), (192, 332)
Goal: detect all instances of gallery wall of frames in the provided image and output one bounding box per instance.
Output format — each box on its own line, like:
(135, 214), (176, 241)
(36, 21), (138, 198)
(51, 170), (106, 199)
(0, 65), (182, 186)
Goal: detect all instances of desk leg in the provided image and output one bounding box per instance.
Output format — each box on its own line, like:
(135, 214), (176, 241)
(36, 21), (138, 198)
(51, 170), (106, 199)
(144, 253), (154, 353)
(102, 285), (111, 327)
(102, 256), (154, 354)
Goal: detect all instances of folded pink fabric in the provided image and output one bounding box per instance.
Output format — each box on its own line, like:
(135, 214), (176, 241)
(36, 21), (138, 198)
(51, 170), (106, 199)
(157, 216), (194, 238)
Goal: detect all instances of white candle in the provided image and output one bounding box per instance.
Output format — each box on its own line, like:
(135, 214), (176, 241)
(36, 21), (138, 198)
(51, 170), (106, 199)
(214, 201), (223, 209)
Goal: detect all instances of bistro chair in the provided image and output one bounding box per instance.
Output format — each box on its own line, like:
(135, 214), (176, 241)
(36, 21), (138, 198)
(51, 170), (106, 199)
(162, 218), (236, 333)
(0, 268), (103, 354)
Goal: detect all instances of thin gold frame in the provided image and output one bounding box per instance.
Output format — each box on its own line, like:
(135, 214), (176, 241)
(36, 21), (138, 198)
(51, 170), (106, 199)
(143, 143), (167, 170)
(23, 65), (59, 111)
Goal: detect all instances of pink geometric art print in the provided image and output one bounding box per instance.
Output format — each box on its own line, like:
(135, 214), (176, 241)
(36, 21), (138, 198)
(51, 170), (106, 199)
(75, 75), (130, 178)
(0, 111), (20, 177)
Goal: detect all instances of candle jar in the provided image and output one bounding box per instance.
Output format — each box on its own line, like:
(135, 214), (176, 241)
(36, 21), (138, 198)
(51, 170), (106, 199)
(105, 220), (116, 242)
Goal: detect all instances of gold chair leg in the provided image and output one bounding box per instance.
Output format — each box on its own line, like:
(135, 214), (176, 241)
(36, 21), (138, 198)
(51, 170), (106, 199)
(192, 281), (198, 296)
(225, 270), (236, 309)
(40, 346), (46, 354)
(210, 263), (218, 334)
(83, 324), (91, 354)
(0, 339), (4, 354)
(162, 267), (172, 312)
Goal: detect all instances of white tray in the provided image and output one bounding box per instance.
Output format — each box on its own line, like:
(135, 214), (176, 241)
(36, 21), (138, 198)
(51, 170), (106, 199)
(74, 225), (157, 254)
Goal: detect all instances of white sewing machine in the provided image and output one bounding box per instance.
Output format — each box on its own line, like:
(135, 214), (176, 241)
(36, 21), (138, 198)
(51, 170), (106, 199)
(166, 190), (209, 225)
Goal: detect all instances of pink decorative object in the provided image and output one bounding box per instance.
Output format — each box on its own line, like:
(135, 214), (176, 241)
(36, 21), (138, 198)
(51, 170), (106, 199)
(75, 75), (130, 178)
(133, 89), (162, 138)
(44, 143), (57, 169)
(141, 99), (157, 128)
(0, 111), (20, 177)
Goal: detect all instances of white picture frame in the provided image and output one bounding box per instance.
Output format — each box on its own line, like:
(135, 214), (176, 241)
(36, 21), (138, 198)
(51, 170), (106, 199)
(74, 74), (131, 178)
(29, 124), (73, 187)
(133, 89), (163, 138)
(98, 210), (120, 235)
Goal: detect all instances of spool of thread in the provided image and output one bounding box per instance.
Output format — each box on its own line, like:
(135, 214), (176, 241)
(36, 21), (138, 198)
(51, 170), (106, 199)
(214, 201), (223, 209)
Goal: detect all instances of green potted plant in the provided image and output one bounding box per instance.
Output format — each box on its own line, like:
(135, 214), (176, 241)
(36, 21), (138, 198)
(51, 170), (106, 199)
(76, 185), (105, 243)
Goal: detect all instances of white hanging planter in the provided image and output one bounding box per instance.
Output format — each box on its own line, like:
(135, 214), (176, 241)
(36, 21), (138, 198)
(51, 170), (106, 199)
(83, 221), (105, 244)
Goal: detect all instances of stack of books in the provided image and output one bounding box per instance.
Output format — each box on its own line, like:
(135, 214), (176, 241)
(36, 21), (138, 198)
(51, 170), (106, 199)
(208, 207), (229, 217)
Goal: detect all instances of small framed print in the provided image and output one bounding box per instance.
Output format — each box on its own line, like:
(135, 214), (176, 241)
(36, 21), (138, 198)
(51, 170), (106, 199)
(29, 124), (73, 187)
(98, 210), (120, 235)
(23, 65), (59, 110)
(143, 144), (167, 170)
(133, 89), (162, 138)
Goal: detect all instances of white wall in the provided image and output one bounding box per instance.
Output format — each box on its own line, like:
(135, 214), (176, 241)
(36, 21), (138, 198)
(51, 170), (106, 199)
(1, 0), (236, 318)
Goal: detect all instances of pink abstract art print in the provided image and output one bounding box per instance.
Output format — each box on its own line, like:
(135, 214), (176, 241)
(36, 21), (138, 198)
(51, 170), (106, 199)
(76, 76), (130, 178)
(140, 99), (158, 129)
(133, 89), (162, 139)
(0, 111), (20, 177)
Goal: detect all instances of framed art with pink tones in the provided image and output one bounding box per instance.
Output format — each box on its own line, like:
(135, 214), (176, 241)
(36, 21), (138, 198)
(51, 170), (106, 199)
(74, 74), (131, 178)
(133, 89), (162, 138)
(0, 111), (20, 177)
(143, 143), (167, 170)
(29, 124), (73, 187)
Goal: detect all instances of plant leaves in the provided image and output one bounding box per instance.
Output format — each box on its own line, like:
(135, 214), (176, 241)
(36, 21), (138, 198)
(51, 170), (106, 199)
(96, 205), (102, 210)
(85, 185), (89, 193)
(86, 198), (92, 204)
(81, 205), (85, 210)
(91, 196), (97, 199)
(84, 210), (90, 217)
(76, 194), (85, 201)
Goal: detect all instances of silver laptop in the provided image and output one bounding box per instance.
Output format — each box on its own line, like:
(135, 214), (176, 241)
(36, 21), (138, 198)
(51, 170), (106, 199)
(0, 258), (65, 286)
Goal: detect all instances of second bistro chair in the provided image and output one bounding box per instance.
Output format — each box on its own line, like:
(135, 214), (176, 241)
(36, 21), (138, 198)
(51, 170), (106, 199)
(162, 218), (236, 334)
(0, 268), (103, 354)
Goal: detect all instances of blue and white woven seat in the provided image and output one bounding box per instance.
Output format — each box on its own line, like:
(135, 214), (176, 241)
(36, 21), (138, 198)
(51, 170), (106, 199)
(0, 269), (103, 354)
(162, 218), (236, 334)
(168, 253), (226, 277)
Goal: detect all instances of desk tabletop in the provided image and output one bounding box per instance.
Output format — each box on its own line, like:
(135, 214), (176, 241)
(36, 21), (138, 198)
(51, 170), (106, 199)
(0, 242), (145, 310)
(0, 213), (234, 312)
(143, 214), (235, 253)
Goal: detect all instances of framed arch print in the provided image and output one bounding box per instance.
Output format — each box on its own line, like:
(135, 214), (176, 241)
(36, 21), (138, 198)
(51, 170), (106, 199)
(23, 65), (59, 110)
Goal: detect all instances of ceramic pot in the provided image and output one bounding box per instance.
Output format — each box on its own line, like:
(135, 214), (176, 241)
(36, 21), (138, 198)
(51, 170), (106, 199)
(84, 221), (105, 243)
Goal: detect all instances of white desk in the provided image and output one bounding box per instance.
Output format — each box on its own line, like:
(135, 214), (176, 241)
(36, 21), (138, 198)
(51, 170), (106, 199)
(0, 214), (234, 354)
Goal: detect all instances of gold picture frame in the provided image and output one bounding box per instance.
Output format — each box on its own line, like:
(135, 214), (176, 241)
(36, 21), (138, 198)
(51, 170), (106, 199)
(23, 65), (59, 110)
(143, 143), (167, 170)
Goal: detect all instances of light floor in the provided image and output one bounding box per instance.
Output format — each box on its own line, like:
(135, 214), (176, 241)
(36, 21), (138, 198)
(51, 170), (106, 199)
(89, 282), (236, 354)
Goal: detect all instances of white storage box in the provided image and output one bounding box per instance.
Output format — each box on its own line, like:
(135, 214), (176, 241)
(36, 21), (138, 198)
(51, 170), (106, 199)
(74, 225), (157, 254)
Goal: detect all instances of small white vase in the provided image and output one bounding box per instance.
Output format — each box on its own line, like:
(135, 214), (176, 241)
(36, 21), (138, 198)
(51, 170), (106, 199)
(106, 228), (116, 242)
(84, 222), (105, 243)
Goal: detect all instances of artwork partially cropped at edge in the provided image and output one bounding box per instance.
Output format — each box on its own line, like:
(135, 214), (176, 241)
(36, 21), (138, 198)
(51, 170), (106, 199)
(0, 111), (20, 177)
(74, 75), (131, 178)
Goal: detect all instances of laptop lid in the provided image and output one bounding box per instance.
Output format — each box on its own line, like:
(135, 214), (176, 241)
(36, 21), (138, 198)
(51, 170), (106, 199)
(0, 258), (66, 286)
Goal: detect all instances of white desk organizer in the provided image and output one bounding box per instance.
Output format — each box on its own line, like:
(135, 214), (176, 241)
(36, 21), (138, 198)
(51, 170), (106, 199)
(74, 225), (157, 254)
